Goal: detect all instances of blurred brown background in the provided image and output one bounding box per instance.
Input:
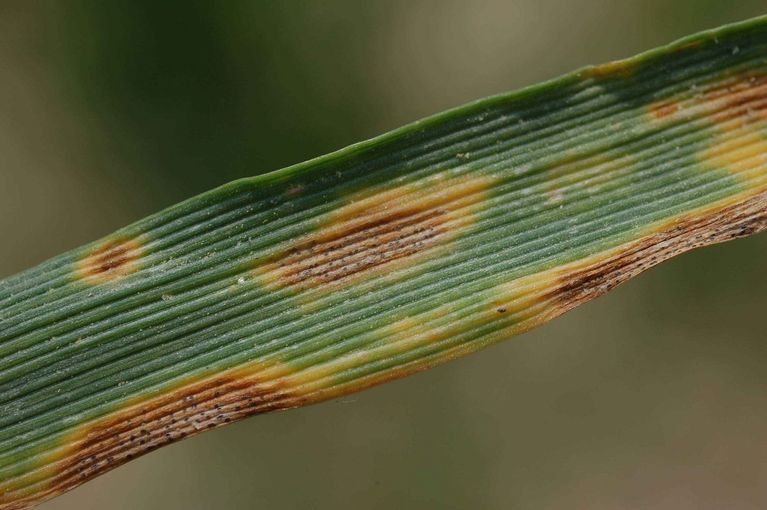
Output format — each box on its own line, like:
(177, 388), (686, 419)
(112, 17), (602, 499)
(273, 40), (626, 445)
(2, 1), (767, 509)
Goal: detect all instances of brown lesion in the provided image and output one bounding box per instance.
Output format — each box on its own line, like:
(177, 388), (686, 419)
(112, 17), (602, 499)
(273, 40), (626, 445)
(646, 70), (767, 181)
(267, 208), (448, 288)
(257, 173), (493, 291)
(702, 73), (767, 124)
(1, 366), (306, 509)
(649, 100), (680, 120)
(485, 189), (767, 355)
(696, 73), (767, 179)
(75, 238), (143, 284)
(649, 71), (767, 125)
(549, 189), (767, 310)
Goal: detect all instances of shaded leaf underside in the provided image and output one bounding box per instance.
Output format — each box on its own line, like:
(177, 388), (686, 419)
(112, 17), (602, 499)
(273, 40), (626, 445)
(3, 15), (767, 509)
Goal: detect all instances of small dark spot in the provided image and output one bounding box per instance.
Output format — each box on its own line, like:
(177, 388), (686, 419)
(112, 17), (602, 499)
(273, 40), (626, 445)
(79, 238), (141, 281)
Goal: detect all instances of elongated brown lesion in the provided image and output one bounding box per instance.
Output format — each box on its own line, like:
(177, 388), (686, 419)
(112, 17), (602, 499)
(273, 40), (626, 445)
(551, 189), (767, 310)
(647, 71), (767, 180)
(484, 189), (767, 358)
(0, 367), (305, 509)
(75, 238), (143, 283)
(703, 73), (767, 124)
(649, 71), (767, 125)
(257, 173), (493, 291)
(271, 208), (449, 287)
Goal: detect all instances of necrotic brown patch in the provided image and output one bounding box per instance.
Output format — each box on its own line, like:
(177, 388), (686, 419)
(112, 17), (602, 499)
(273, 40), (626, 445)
(258, 173), (492, 290)
(486, 189), (767, 350)
(550, 190), (767, 310)
(649, 101), (680, 120)
(690, 73), (767, 181)
(270, 209), (448, 287)
(76, 238), (142, 283)
(648, 72), (767, 126)
(3, 368), (306, 509)
(703, 73), (767, 124)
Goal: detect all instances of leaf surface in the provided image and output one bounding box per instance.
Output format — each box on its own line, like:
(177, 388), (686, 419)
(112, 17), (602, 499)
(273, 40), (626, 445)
(3, 15), (767, 509)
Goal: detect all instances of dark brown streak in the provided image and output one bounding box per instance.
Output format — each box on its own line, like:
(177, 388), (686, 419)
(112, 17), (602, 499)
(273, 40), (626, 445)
(703, 73), (767, 124)
(33, 374), (304, 508)
(650, 73), (767, 124)
(271, 207), (450, 288)
(551, 190), (767, 309)
(92, 242), (129, 274)
(78, 239), (141, 281)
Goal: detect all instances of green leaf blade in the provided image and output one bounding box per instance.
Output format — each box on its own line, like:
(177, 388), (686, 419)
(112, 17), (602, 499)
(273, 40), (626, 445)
(3, 15), (767, 508)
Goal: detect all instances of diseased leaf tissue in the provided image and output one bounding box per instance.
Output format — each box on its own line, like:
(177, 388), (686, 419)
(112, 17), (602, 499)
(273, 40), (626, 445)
(2, 15), (767, 509)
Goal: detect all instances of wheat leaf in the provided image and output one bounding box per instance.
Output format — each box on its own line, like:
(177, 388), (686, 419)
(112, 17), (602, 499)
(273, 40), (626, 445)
(3, 15), (767, 509)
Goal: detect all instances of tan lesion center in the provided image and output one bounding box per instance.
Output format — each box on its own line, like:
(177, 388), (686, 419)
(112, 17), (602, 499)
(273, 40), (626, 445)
(75, 238), (143, 284)
(257, 172), (494, 291)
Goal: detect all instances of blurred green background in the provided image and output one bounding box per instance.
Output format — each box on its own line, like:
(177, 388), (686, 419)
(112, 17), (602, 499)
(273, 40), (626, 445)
(2, 1), (767, 508)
